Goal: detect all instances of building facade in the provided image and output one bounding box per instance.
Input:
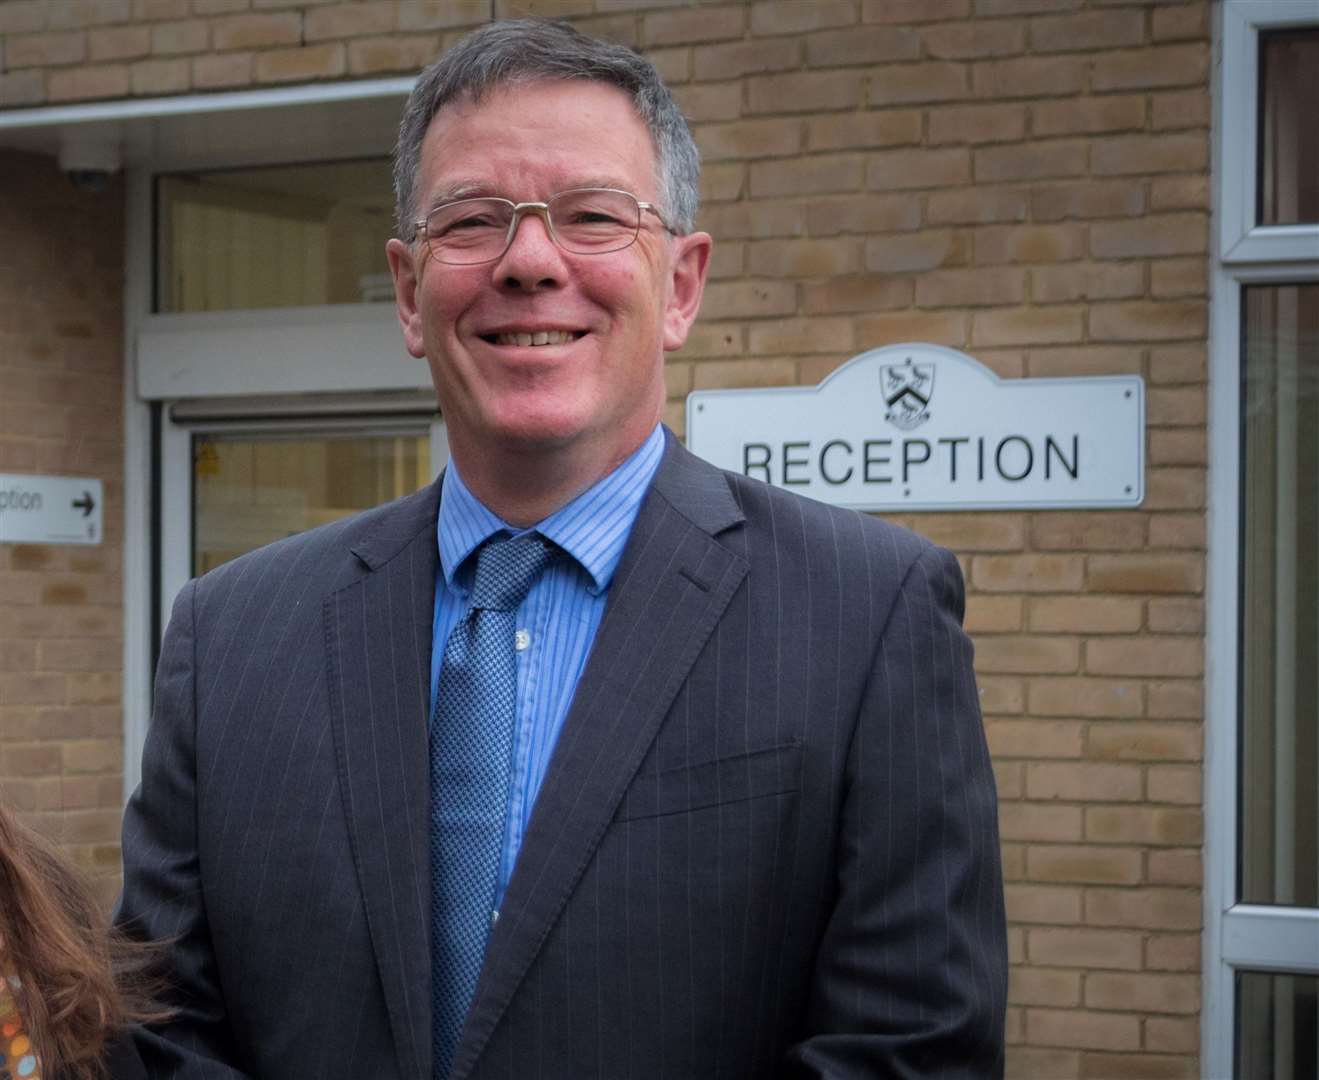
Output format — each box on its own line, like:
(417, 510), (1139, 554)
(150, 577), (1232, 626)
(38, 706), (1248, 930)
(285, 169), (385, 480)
(0, 1), (1315, 1076)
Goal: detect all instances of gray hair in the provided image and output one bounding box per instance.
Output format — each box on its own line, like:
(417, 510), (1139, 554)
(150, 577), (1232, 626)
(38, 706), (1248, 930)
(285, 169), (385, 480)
(392, 18), (701, 240)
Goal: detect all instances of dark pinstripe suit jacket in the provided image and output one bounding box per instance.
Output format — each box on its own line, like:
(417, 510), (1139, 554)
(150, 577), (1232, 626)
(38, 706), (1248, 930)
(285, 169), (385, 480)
(117, 432), (1006, 1079)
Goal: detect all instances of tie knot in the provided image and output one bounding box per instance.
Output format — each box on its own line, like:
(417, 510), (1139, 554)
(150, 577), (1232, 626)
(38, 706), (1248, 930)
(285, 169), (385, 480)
(469, 533), (554, 612)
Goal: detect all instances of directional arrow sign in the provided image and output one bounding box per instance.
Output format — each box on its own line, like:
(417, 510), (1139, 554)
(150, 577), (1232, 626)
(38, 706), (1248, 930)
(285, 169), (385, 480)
(0, 474), (104, 546)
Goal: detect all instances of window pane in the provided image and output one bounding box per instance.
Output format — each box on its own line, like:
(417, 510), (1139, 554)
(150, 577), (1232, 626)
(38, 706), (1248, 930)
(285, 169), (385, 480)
(1258, 29), (1319, 226)
(1236, 971), (1318, 1080)
(193, 431), (430, 574)
(157, 158), (395, 313)
(1239, 284), (1319, 908)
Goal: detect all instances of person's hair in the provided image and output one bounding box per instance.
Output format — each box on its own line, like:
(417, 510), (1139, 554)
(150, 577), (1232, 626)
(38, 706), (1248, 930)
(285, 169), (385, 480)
(393, 18), (701, 240)
(0, 802), (165, 1079)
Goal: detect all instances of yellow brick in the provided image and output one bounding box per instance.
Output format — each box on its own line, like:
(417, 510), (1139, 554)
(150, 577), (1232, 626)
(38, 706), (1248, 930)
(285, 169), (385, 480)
(746, 316), (854, 355)
(868, 60), (969, 105)
(855, 310), (968, 349)
(973, 554), (1084, 593)
(698, 119), (803, 162)
(1145, 1017), (1199, 1054)
(1000, 803), (1083, 843)
(1091, 300), (1206, 343)
(691, 37), (799, 81)
(748, 70), (861, 114)
(922, 20), (1023, 60)
(806, 110), (921, 152)
(865, 230), (968, 273)
(0, 0), (47, 34)
(7, 30), (87, 67)
(751, 0), (856, 35)
(1029, 9), (1145, 53)
(400, 0), (490, 30)
(1028, 926), (1143, 970)
(1146, 681), (1202, 721)
(965, 595), (1024, 633)
(866, 147), (970, 191)
(192, 51), (253, 89)
(986, 719), (1083, 759)
(212, 12), (301, 51)
(1079, 1052), (1198, 1078)
(1153, 5), (1209, 44)
(806, 25), (921, 68)
(1029, 1007), (1141, 1051)
(1087, 637), (1202, 678)
(976, 140), (1087, 183)
(1085, 806), (1202, 846)
(151, 19), (209, 55)
(862, 0), (969, 22)
(1009, 966), (1081, 1006)
(916, 268), (1025, 308)
(808, 193), (921, 235)
(1032, 94), (1145, 138)
(1033, 179), (1145, 222)
(701, 200), (807, 240)
(976, 635), (1079, 675)
(88, 25), (150, 62)
(1026, 844), (1143, 885)
(644, 5), (744, 47)
(673, 322), (743, 360)
(1151, 175), (1210, 213)
(972, 306), (1083, 347)
(1146, 598), (1202, 634)
(1085, 887), (1201, 930)
(347, 36), (440, 77)
(1093, 43), (1209, 92)
(973, 55), (1086, 98)
(672, 82), (741, 124)
(690, 358), (798, 391)
(1152, 89), (1210, 132)
(47, 64), (130, 101)
(1005, 882), (1083, 922)
(254, 43), (346, 83)
(749, 154), (863, 197)
(1148, 848), (1202, 886)
(1029, 676), (1143, 719)
(902, 512), (1027, 552)
(928, 187), (1029, 225)
(1027, 762), (1143, 803)
(977, 224), (1086, 265)
(1087, 555), (1201, 596)
(699, 280), (796, 320)
(1087, 722), (1200, 763)
(1087, 973), (1200, 1015)
(1150, 257), (1207, 299)
(0, 70), (46, 104)
(1145, 933), (1201, 972)
(1008, 1048), (1083, 1077)
(1029, 596), (1143, 634)
(802, 275), (913, 315)
(130, 57), (190, 95)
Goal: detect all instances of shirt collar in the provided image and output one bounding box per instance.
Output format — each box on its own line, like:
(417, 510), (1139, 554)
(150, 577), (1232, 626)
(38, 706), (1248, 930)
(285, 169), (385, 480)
(437, 424), (666, 596)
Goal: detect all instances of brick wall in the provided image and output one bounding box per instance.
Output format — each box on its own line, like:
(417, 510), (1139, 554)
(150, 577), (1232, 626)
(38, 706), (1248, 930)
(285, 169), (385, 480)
(0, 149), (127, 909)
(0, 1), (1211, 1074)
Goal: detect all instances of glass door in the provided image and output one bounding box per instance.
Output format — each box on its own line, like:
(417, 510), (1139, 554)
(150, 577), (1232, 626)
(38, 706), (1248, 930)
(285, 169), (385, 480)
(160, 411), (445, 636)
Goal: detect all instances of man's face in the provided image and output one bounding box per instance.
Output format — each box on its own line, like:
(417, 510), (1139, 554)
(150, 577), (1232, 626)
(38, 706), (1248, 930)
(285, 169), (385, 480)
(387, 79), (710, 477)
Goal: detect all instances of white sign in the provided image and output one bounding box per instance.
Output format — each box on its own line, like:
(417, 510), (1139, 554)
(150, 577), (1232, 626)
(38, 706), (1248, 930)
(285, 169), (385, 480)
(0, 474), (103, 545)
(686, 344), (1144, 511)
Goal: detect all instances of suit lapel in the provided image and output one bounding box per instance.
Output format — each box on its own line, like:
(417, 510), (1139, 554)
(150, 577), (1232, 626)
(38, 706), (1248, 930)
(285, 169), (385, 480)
(453, 438), (748, 1078)
(325, 483), (441, 1080)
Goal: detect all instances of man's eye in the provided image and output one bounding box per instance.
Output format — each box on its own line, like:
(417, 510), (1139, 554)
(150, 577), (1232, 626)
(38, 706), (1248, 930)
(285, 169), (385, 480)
(439, 213), (501, 234)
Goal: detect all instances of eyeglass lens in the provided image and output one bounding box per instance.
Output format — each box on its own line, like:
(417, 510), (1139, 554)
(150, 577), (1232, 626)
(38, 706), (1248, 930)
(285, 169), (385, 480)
(424, 189), (642, 264)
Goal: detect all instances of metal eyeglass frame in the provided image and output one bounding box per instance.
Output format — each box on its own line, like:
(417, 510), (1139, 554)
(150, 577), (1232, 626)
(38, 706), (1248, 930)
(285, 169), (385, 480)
(411, 187), (675, 265)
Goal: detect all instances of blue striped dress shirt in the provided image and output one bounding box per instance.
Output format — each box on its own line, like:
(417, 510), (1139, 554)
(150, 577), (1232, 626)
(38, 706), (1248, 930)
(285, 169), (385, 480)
(430, 423), (666, 905)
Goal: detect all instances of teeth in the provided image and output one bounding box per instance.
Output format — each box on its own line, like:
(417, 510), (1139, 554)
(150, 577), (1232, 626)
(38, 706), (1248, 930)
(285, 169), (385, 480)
(494, 330), (575, 347)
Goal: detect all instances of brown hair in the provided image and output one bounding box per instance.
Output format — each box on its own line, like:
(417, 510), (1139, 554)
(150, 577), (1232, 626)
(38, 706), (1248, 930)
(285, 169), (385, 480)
(0, 801), (165, 1079)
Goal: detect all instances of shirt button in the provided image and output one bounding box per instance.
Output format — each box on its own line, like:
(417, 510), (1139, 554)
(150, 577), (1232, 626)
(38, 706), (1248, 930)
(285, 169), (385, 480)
(514, 629), (531, 651)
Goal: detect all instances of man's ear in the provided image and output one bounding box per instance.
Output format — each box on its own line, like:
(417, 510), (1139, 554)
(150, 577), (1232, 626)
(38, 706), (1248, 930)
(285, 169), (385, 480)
(662, 231), (712, 353)
(386, 237), (427, 359)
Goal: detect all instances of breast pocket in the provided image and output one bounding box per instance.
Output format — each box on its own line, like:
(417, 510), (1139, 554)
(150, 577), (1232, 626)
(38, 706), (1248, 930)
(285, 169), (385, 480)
(614, 741), (802, 823)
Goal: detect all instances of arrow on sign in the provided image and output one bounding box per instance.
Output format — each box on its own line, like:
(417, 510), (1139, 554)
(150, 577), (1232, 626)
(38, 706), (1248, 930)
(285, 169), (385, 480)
(73, 492), (96, 518)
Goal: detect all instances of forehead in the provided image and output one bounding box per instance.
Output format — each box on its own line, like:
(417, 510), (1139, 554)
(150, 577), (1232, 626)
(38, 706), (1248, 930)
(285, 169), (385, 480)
(417, 79), (659, 202)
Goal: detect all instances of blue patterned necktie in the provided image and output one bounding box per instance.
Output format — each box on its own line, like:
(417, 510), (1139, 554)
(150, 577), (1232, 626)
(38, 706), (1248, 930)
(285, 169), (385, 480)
(430, 532), (555, 1079)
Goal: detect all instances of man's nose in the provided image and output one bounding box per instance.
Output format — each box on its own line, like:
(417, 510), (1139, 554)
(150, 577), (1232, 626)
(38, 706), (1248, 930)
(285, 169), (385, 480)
(493, 206), (564, 289)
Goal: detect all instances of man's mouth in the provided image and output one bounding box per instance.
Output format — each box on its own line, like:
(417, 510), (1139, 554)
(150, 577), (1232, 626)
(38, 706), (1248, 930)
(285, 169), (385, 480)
(483, 330), (583, 347)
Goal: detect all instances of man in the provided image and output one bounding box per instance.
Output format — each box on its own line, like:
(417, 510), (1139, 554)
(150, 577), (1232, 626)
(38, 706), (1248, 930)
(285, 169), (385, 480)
(118, 19), (1006, 1079)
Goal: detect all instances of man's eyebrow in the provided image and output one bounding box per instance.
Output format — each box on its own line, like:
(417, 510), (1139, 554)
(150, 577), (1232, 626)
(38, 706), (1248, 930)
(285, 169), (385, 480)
(424, 178), (640, 212)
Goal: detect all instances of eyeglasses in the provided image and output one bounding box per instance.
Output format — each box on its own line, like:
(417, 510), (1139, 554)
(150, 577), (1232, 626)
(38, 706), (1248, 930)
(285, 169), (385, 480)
(412, 187), (672, 266)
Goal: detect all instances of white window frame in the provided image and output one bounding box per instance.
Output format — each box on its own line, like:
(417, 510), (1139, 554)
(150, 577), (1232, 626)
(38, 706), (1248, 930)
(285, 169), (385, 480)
(1205, 3), (1319, 1076)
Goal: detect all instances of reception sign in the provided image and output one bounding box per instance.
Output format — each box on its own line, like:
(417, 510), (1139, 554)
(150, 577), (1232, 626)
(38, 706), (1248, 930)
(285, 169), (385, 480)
(0, 473), (103, 545)
(685, 344), (1144, 511)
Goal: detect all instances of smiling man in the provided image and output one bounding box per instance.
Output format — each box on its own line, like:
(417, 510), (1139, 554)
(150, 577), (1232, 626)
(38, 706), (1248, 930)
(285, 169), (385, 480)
(117, 20), (1006, 1080)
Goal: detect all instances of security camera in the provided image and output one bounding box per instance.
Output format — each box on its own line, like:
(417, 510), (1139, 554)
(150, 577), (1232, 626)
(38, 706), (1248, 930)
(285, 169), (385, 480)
(58, 133), (121, 192)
